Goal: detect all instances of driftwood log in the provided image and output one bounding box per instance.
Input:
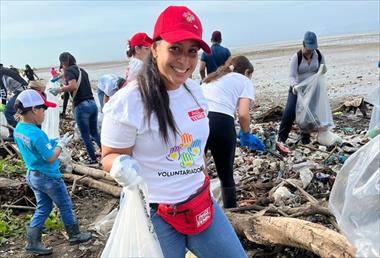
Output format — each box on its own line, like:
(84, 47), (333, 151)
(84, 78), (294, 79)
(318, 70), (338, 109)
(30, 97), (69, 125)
(227, 212), (356, 258)
(0, 177), (28, 203)
(62, 173), (121, 198)
(72, 163), (115, 182)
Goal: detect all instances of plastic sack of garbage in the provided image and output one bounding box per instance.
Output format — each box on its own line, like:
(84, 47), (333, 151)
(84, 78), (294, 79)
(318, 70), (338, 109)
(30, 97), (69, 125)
(0, 113), (9, 138)
(59, 146), (73, 173)
(92, 208), (118, 237)
(101, 182), (163, 258)
(295, 65), (334, 132)
(42, 81), (60, 138)
(364, 83), (380, 107)
(368, 105), (380, 133)
(329, 135), (380, 258)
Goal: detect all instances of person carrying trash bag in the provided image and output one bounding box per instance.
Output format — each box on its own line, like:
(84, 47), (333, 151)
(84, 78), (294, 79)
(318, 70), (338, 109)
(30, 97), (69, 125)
(278, 31), (326, 145)
(13, 89), (91, 255)
(97, 74), (126, 111)
(202, 55), (263, 208)
(101, 6), (247, 258)
(49, 52), (101, 166)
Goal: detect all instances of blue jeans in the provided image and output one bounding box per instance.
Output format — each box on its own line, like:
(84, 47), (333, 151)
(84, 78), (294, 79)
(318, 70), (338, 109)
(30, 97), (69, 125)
(5, 94), (18, 128)
(150, 199), (247, 258)
(74, 99), (101, 161)
(97, 89), (105, 112)
(26, 171), (77, 229)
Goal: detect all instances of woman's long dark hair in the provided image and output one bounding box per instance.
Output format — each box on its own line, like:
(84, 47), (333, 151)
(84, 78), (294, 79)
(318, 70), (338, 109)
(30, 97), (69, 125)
(137, 50), (178, 143)
(203, 55), (254, 84)
(59, 52), (76, 67)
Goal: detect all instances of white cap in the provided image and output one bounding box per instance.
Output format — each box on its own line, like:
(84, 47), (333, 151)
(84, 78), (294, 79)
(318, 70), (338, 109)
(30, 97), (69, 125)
(16, 89), (57, 109)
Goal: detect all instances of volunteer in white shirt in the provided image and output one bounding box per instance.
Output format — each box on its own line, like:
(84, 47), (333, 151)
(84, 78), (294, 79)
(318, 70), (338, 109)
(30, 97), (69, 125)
(101, 6), (247, 258)
(125, 32), (152, 82)
(202, 56), (255, 208)
(97, 74), (126, 111)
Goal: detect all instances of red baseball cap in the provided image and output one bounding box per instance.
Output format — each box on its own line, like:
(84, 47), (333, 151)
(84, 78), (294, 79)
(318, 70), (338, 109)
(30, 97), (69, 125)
(129, 32), (153, 47)
(153, 6), (211, 54)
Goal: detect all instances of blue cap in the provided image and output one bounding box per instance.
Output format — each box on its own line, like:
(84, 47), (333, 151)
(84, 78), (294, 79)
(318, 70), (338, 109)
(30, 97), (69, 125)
(378, 61), (380, 68)
(303, 31), (318, 50)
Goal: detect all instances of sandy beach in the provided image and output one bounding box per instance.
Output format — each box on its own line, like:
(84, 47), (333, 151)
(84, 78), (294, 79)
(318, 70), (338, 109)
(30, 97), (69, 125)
(35, 32), (379, 108)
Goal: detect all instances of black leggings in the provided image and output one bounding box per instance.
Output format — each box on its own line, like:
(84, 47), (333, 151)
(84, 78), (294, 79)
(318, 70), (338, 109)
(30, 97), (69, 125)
(205, 112), (236, 188)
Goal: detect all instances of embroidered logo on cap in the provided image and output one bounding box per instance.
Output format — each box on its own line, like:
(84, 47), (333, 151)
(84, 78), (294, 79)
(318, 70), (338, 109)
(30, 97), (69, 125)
(183, 11), (195, 23)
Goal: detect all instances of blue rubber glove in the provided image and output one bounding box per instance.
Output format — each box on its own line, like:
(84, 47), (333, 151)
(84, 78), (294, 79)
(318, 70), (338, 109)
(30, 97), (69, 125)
(248, 134), (265, 151)
(239, 129), (251, 147)
(239, 129), (265, 151)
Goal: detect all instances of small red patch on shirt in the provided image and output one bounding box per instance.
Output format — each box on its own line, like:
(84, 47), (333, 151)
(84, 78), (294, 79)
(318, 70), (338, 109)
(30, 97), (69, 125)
(188, 108), (205, 121)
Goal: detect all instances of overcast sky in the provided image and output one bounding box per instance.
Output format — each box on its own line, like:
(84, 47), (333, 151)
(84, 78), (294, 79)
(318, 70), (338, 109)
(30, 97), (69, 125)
(1, 0), (379, 68)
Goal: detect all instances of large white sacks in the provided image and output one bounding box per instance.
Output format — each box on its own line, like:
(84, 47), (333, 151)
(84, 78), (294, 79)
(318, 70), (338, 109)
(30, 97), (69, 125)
(42, 81), (60, 139)
(329, 135), (380, 258)
(365, 83), (380, 133)
(295, 64), (334, 132)
(101, 181), (163, 258)
(0, 113), (9, 137)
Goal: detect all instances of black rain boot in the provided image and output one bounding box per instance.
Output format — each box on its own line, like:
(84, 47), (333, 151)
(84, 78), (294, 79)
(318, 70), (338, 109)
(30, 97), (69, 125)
(25, 226), (53, 255)
(221, 187), (237, 208)
(64, 224), (92, 245)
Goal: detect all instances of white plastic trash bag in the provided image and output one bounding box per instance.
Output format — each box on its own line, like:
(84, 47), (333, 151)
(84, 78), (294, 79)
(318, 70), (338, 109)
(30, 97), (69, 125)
(368, 105), (380, 132)
(329, 135), (380, 258)
(42, 81), (60, 138)
(364, 83), (380, 107)
(58, 146), (73, 173)
(295, 64), (334, 132)
(0, 113), (9, 138)
(101, 182), (163, 258)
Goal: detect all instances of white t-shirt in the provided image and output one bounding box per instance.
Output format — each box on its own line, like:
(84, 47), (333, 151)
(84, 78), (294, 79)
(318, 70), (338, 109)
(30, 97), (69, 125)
(126, 57), (144, 82)
(202, 72), (255, 118)
(101, 79), (209, 204)
(97, 74), (122, 97)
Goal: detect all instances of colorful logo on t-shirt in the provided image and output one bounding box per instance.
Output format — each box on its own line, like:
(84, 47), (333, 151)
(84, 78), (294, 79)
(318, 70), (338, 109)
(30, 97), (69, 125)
(166, 133), (202, 168)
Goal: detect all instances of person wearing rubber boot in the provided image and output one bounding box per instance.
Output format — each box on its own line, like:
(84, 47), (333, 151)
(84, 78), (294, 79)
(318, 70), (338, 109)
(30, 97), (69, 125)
(13, 89), (91, 255)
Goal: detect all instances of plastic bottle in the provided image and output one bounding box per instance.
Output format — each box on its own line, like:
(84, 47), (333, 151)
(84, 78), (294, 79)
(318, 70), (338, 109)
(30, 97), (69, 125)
(269, 131), (277, 151)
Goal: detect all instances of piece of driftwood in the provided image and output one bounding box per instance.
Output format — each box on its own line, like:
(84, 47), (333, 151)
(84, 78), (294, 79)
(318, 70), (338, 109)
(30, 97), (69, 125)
(1, 204), (36, 210)
(72, 163), (115, 182)
(254, 106), (284, 122)
(227, 213), (356, 258)
(62, 173), (121, 198)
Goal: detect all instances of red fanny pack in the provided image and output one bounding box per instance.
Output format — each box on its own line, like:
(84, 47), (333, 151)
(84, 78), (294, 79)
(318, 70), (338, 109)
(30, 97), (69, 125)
(157, 177), (213, 235)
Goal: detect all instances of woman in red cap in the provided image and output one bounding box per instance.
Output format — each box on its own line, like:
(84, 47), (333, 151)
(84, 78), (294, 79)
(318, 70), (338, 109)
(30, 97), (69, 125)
(101, 5), (247, 258)
(125, 32), (152, 82)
